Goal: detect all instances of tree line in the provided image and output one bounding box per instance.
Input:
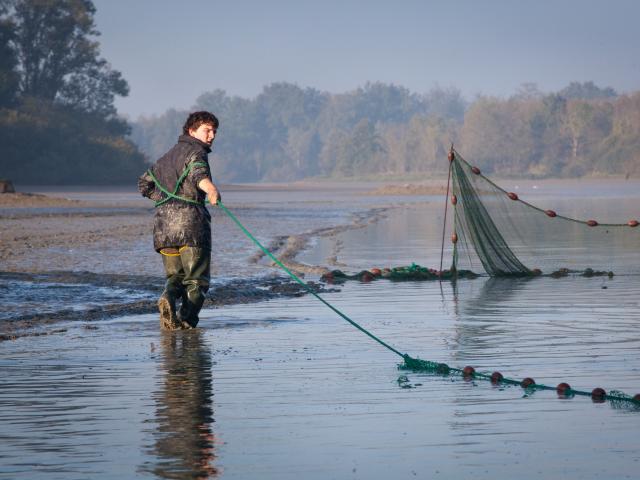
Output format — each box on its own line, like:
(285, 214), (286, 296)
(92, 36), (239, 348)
(2, 1), (638, 186)
(0, 0), (146, 185)
(133, 80), (640, 182)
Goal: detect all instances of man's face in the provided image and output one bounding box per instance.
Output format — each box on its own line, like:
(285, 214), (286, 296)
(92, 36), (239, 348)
(189, 123), (217, 146)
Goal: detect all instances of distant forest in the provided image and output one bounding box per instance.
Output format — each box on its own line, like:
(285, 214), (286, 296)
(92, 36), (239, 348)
(133, 81), (640, 182)
(2, 3), (639, 186)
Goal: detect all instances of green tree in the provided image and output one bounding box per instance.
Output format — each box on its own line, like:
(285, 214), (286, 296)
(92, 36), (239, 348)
(559, 81), (617, 100)
(334, 118), (385, 177)
(0, 0), (18, 106)
(0, 0), (146, 185)
(10, 0), (127, 116)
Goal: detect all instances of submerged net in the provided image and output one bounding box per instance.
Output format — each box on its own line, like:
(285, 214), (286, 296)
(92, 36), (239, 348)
(450, 149), (640, 277)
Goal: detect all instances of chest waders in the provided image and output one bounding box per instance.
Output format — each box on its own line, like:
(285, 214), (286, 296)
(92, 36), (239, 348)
(148, 161), (211, 330)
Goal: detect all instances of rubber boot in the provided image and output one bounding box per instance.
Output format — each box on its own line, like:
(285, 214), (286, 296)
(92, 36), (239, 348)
(179, 283), (206, 329)
(177, 247), (210, 329)
(158, 288), (181, 330)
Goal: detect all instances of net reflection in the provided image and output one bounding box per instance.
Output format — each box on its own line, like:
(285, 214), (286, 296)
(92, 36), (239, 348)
(142, 330), (218, 479)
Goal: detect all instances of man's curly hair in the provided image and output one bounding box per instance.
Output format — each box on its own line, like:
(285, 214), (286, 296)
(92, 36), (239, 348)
(183, 111), (219, 135)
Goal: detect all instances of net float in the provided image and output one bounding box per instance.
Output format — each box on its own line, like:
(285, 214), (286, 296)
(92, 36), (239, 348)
(322, 272), (334, 283)
(462, 366), (475, 377)
(521, 377), (536, 388)
(448, 151), (455, 162)
(507, 192), (519, 201)
(360, 271), (374, 282)
(531, 268), (542, 276)
(545, 209), (557, 217)
(451, 194), (457, 205)
(471, 166), (481, 175)
(628, 219), (639, 227)
(490, 371), (503, 384)
(451, 232), (458, 244)
(556, 382), (571, 395)
(633, 394), (640, 402)
(586, 220), (598, 227)
(591, 387), (606, 401)
(370, 268), (382, 276)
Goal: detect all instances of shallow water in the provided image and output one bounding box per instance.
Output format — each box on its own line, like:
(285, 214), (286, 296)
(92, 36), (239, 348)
(1, 181), (640, 479)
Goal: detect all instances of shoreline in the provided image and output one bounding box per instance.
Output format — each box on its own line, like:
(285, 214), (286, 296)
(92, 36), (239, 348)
(0, 187), (403, 341)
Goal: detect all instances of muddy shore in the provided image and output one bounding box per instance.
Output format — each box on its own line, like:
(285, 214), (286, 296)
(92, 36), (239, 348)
(0, 186), (402, 341)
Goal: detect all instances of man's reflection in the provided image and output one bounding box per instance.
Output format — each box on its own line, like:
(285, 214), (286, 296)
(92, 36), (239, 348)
(146, 329), (218, 478)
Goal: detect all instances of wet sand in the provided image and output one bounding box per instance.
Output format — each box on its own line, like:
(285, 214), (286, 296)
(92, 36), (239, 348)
(0, 184), (400, 340)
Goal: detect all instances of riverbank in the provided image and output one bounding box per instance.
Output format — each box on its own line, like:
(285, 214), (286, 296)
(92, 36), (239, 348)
(0, 183), (409, 341)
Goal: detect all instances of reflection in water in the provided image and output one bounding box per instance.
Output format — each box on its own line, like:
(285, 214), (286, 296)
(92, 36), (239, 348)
(142, 330), (218, 479)
(449, 277), (535, 356)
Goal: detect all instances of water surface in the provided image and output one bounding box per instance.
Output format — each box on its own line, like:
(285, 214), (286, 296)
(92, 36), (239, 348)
(1, 181), (639, 479)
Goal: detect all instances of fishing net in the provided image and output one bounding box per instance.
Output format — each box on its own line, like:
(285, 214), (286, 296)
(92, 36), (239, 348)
(449, 149), (640, 277)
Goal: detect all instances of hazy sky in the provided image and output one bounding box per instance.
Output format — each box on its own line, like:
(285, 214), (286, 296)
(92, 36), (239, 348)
(93, 0), (640, 119)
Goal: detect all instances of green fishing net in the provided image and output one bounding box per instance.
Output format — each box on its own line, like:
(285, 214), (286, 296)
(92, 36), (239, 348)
(450, 149), (640, 277)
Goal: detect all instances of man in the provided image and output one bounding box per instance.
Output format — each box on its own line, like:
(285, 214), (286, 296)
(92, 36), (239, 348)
(138, 111), (221, 330)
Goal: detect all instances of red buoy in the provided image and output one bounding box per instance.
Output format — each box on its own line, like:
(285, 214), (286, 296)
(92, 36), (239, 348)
(587, 220), (598, 227)
(591, 387), (606, 400)
(370, 268), (382, 276)
(507, 192), (519, 201)
(545, 210), (557, 218)
(462, 366), (475, 377)
(471, 166), (481, 175)
(628, 219), (639, 227)
(451, 232), (458, 244)
(451, 194), (457, 205)
(556, 382), (571, 395)
(490, 371), (503, 384)
(521, 377), (536, 388)
(360, 272), (374, 282)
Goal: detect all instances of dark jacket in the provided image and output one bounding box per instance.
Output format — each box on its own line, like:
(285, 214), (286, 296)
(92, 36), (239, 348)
(138, 135), (213, 251)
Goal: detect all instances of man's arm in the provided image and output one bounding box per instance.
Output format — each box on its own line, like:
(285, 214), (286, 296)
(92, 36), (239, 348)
(198, 177), (221, 205)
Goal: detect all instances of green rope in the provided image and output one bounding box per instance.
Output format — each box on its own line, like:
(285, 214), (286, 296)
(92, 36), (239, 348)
(148, 161), (209, 207)
(217, 202), (405, 359)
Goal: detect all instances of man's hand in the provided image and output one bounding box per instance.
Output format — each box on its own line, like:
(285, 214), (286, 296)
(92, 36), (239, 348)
(198, 178), (221, 205)
(207, 189), (221, 206)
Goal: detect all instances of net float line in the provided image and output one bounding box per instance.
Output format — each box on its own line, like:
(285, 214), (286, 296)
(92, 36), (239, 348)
(400, 356), (640, 407)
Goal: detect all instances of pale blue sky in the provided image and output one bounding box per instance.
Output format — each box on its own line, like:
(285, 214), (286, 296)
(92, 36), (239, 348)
(93, 0), (640, 119)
